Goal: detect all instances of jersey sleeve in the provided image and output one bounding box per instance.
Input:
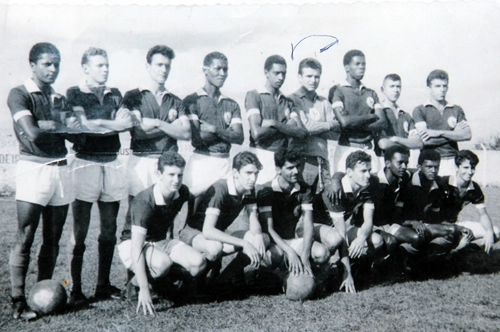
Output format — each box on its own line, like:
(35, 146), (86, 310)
(230, 101), (242, 126)
(301, 187), (314, 211)
(129, 198), (154, 235)
(473, 183), (486, 208)
(182, 94), (200, 122)
(205, 185), (225, 216)
(257, 186), (273, 213)
(121, 90), (142, 111)
(412, 106), (427, 130)
(175, 97), (188, 121)
(7, 88), (33, 122)
(244, 90), (262, 119)
(456, 106), (467, 123)
(331, 87), (346, 113)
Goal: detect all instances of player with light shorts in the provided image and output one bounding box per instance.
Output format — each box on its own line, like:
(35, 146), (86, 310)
(246, 55), (307, 184)
(256, 150), (329, 277)
(117, 151), (206, 316)
(412, 69), (472, 176)
(373, 74), (423, 167)
(179, 151), (269, 288)
(122, 45), (191, 201)
(66, 47), (134, 305)
(328, 49), (386, 173)
(398, 150), (463, 258)
(183, 52), (244, 196)
(440, 150), (499, 253)
(7, 43), (80, 320)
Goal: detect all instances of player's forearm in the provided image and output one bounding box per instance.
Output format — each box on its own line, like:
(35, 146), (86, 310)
(479, 210), (494, 233)
(131, 236), (149, 290)
(273, 120), (308, 139)
(132, 126), (166, 140)
(391, 136), (424, 149)
(298, 111), (332, 135)
(421, 137), (451, 146)
(268, 226), (293, 257)
(439, 128), (472, 142)
(339, 240), (352, 274)
(301, 212), (314, 259)
(157, 121), (191, 140)
(334, 107), (378, 129)
(248, 208), (263, 235)
(87, 118), (133, 132)
(250, 126), (280, 143)
(204, 226), (247, 248)
(214, 127), (244, 145)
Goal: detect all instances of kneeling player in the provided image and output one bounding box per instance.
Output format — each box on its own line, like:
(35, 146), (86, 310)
(257, 150), (330, 277)
(441, 150), (499, 253)
(179, 151), (269, 287)
(117, 152), (206, 316)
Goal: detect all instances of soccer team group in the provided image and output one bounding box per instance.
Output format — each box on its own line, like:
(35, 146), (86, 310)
(7, 42), (499, 319)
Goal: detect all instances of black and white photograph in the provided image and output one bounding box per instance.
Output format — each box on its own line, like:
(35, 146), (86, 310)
(0, 0), (499, 330)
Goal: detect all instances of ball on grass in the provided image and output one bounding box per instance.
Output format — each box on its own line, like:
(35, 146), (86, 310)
(28, 280), (67, 315)
(285, 274), (315, 301)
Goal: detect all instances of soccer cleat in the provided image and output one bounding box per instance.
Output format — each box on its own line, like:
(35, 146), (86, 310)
(11, 296), (37, 321)
(68, 290), (88, 307)
(94, 283), (122, 300)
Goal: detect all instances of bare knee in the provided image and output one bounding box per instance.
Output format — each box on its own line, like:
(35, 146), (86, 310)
(204, 241), (223, 262)
(149, 254), (172, 279)
(188, 254), (207, 277)
(371, 233), (384, 250)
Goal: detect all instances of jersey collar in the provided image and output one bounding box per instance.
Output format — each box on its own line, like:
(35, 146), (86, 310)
(411, 171), (439, 192)
(227, 175), (251, 197)
(423, 99), (455, 108)
(138, 84), (170, 96)
(294, 86), (318, 102)
(24, 78), (60, 100)
(78, 78), (112, 96)
(256, 86), (285, 99)
(448, 174), (475, 191)
(196, 88), (228, 103)
(341, 80), (365, 90)
(271, 177), (300, 194)
(153, 184), (180, 205)
(381, 99), (404, 114)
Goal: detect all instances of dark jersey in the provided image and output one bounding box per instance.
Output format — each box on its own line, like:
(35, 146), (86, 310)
(440, 175), (485, 223)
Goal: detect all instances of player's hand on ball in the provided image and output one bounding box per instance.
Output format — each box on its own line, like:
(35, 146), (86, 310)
(243, 242), (260, 268)
(137, 288), (155, 316)
(301, 256), (313, 277)
(461, 227), (475, 242)
(348, 238), (366, 259)
(340, 272), (356, 293)
(286, 250), (304, 276)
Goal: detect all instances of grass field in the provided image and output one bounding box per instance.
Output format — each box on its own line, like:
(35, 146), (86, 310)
(1, 188), (500, 332)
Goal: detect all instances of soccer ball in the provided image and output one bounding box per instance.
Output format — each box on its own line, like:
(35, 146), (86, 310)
(28, 280), (67, 315)
(285, 274), (316, 301)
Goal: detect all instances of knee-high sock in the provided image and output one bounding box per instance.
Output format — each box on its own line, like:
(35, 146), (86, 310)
(9, 251), (30, 298)
(37, 244), (59, 281)
(69, 244), (86, 292)
(97, 240), (116, 286)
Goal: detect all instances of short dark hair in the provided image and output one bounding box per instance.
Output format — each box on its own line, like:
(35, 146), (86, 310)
(418, 150), (441, 165)
(233, 151), (262, 171)
(343, 49), (364, 66)
(274, 149), (302, 168)
(383, 73), (401, 83)
(203, 51), (228, 67)
(157, 151), (186, 173)
(384, 145), (410, 162)
(264, 55), (286, 72)
(346, 150), (371, 170)
(146, 45), (175, 64)
(455, 150), (479, 168)
(29, 42), (60, 64)
(298, 58), (322, 75)
(81, 47), (107, 66)
(426, 69), (449, 87)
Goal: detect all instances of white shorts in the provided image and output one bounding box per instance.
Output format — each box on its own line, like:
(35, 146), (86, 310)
(117, 238), (183, 271)
(456, 220), (500, 240)
(333, 144), (379, 173)
(16, 159), (74, 206)
(438, 157), (457, 176)
(284, 238), (304, 254)
(183, 152), (230, 196)
(249, 147), (276, 185)
(71, 157), (127, 203)
(127, 154), (159, 197)
(373, 224), (401, 235)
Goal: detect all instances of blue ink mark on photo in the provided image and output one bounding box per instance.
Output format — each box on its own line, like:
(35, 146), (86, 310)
(291, 35), (339, 60)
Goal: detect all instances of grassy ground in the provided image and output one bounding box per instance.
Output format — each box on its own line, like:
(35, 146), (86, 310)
(1, 188), (500, 332)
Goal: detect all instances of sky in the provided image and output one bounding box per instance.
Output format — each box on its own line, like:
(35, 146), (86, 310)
(0, 1), (499, 147)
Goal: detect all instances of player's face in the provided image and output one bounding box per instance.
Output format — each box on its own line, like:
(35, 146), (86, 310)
(204, 59), (228, 88)
(147, 54), (172, 85)
(157, 165), (184, 192)
(345, 56), (366, 80)
(83, 55), (109, 85)
(31, 53), (60, 86)
(234, 164), (260, 191)
(419, 160), (440, 181)
(382, 79), (401, 103)
(457, 159), (475, 182)
(429, 79), (448, 102)
(265, 64), (287, 89)
(278, 161), (300, 184)
(298, 67), (321, 92)
(348, 161), (371, 187)
(387, 153), (409, 178)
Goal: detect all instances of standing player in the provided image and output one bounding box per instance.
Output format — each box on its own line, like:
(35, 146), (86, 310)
(122, 45), (191, 200)
(440, 150), (499, 253)
(179, 151), (268, 286)
(329, 49), (386, 173)
(246, 55), (307, 184)
(412, 70), (472, 176)
(183, 52), (244, 196)
(7, 43), (78, 320)
(66, 47), (133, 305)
(257, 150), (330, 277)
(117, 152), (206, 316)
(374, 74), (423, 165)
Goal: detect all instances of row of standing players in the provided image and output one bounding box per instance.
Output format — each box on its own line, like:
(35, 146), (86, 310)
(7, 42), (497, 319)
